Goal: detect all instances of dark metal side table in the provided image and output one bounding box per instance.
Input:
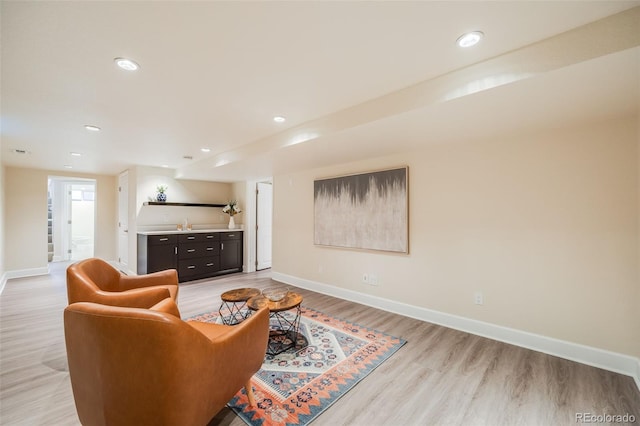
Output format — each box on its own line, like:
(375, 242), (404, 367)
(218, 288), (261, 325)
(247, 291), (306, 356)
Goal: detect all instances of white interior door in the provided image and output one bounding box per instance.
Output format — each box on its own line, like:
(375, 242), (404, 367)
(118, 171), (129, 269)
(256, 182), (273, 270)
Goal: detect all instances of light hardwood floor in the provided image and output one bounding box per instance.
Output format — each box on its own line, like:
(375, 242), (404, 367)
(1, 262), (639, 425)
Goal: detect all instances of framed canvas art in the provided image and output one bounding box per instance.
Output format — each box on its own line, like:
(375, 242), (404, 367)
(314, 167), (408, 253)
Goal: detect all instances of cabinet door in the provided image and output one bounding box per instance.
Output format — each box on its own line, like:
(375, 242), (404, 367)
(148, 243), (177, 272)
(138, 234), (177, 274)
(220, 238), (241, 271)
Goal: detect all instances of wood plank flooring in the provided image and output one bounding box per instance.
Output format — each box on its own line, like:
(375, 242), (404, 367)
(1, 261), (639, 425)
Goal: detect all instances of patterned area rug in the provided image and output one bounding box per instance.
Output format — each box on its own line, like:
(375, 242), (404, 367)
(191, 306), (406, 426)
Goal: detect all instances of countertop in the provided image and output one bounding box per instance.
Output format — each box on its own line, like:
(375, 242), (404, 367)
(137, 228), (243, 236)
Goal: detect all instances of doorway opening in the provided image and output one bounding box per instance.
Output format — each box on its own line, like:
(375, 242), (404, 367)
(48, 176), (96, 262)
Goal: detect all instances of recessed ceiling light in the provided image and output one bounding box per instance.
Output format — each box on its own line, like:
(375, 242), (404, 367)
(201, 148), (211, 153)
(84, 125), (101, 132)
(161, 164), (169, 168)
(70, 152), (82, 157)
(114, 57), (140, 71)
(273, 116), (286, 123)
(457, 31), (484, 48)
(64, 165), (73, 169)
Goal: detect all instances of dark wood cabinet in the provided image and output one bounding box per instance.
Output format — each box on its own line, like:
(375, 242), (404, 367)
(219, 232), (243, 272)
(138, 231), (242, 282)
(137, 234), (177, 274)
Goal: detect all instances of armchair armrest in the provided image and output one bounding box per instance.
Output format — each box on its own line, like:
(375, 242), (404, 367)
(149, 297), (182, 318)
(189, 307), (270, 373)
(89, 286), (171, 308)
(119, 269), (178, 291)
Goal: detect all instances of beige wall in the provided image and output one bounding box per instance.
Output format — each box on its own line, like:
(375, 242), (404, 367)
(134, 166), (233, 228)
(6, 168), (49, 270)
(95, 174), (117, 260)
(273, 116), (639, 359)
(4, 167), (117, 272)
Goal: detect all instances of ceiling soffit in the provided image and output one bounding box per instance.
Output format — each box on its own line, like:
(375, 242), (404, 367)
(175, 6), (640, 181)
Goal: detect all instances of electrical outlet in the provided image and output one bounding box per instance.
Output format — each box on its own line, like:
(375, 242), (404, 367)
(370, 274), (379, 286)
(474, 292), (484, 305)
(362, 273), (369, 284)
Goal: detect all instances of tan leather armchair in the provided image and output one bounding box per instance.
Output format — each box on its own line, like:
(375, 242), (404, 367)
(66, 257), (178, 308)
(64, 298), (270, 426)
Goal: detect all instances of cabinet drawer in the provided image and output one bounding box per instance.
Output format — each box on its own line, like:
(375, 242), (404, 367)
(178, 233), (220, 243)
(147, 234), (177, 245)
(220, 231), (242, 241)
(179, 257), (220, 278)
(178, 242), (220, 259)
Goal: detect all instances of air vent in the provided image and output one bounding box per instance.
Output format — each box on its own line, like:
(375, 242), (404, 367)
(12, 149), (31, 155)
(183, 155), (193, 160)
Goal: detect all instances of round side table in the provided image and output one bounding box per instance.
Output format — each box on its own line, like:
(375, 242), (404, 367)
(247, 291), (305, 356)
(218, 288), (261, 325)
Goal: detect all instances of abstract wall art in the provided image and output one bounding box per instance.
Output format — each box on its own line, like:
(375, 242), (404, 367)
(314, 167), (408, 253)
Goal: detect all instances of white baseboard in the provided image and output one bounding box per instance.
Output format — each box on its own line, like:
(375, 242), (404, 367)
(1, 266), (50, 295)
(272, 271), (640, 392)
(5, 266), (50, 281)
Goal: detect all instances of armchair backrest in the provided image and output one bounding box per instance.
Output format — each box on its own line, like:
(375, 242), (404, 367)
(64, 301), (269, 426)
(66, 258), (177, 307)
(67, 258), (121, 296)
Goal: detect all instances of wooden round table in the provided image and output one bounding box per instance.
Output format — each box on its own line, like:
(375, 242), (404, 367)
(218, 288), (261, 325)
(247, 291), (305, 356)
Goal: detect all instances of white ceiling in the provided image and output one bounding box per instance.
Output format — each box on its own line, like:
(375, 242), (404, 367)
(1, 1), (639, 182)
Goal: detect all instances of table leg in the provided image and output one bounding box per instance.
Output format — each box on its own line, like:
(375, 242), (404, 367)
(266, 305), (304, 356)
(219, 300), (250, 325)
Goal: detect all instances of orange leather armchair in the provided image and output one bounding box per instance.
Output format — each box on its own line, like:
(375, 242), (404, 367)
(66, 257), (178, 308)
(64, 298), (270, 426)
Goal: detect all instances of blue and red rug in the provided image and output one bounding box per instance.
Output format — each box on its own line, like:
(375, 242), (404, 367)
(191, 306), (406, 426)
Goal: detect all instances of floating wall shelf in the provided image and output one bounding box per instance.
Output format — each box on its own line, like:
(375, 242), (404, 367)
(143, 202), (227, 208)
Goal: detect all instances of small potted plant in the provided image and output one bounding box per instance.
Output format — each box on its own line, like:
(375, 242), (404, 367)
(156, 185), (168, 202)
(222, 200), (241, 229)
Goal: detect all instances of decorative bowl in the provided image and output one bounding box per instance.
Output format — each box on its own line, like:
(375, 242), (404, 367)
(262, 288), (288, 302)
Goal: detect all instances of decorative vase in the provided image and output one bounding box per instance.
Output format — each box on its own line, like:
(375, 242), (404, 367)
(156, 192), (167, 202)
(228, 215), (236, 229)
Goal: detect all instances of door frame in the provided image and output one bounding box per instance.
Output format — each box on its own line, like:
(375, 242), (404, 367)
(48, 175), (96, 262)
(256, 181), (273, 270)
(117, 171), (129, 271)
